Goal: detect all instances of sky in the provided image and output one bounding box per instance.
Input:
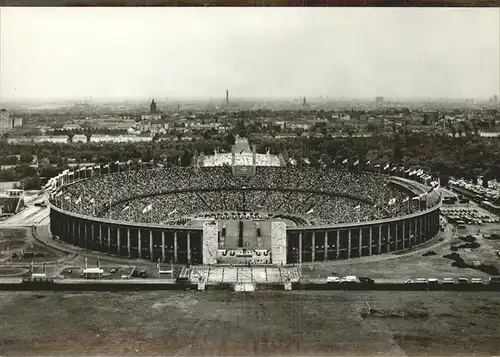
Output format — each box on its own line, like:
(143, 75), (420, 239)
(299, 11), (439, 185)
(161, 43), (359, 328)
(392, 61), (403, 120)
(0, 8), (499, 101)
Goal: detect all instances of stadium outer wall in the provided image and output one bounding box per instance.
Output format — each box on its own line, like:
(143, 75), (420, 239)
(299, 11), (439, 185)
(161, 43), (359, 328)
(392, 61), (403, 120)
(48, 177), (441, 265)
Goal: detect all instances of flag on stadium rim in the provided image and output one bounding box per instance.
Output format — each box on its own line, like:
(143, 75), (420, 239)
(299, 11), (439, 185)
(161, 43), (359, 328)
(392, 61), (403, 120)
(306, 208), (314, 215)
(388, 197), (396, 205)
(303, 158), (311, 165)
(399, 167), (405, 171)
(103, 164), (109, 168)
(122, 206), (130, 212)
(366, 160), (371, 165)
(390, 167), (397, 172)
(168, 208), (178, 216)
(79, 167), (85, 171)
(405, 168), (411, 173)
(142, 204), (153, 214)
(384, 163), (390, 170)
(374, 164), (380, 168)
(342, 158), (348, 164)
(353, 160), (359, 166)
(68, 171), (74, 176)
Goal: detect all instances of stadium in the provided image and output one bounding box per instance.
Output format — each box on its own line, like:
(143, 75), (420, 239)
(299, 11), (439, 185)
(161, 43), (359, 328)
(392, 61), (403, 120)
(47, 139), (441, 267)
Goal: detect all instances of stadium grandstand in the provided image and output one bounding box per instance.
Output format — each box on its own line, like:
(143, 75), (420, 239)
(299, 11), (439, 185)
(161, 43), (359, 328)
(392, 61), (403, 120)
(47, 138), (441, 266)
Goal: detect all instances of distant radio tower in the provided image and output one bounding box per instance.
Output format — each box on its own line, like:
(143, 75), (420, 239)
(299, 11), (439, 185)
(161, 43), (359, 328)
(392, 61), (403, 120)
(303, 96), (306, 106)
(226, 89), (229, 104)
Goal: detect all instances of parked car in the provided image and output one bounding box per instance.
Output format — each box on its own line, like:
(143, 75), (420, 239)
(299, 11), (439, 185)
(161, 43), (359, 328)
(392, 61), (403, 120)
(427, 278), (440, 284)
(488, 276), (500, 284)
(359, 277), (375, 284)
(442, 278), (455, 284)
(327, 276), (341, 283)
(341, 276), (359, 283)
(471, 278), (483, 284)
(404, 279), (415, 284)
(457, 277), (469, 284)
(415, 278), (429, 284)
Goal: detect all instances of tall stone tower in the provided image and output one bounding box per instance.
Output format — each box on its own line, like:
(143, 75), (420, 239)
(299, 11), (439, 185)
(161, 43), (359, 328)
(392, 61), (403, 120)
(150, 99), (157, 114)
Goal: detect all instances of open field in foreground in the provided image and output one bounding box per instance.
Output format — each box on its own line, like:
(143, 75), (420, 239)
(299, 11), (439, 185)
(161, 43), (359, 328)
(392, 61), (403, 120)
(1, 291), (499, 356)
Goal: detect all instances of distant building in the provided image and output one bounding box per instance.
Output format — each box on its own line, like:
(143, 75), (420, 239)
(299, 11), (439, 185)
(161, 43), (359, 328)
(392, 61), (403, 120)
(13, 118), (23, 127)
(375, 97), (384, 107)
(62, 123), (82, 131)
(0, 109), (13, 131)
(465, 98), (475, 107)
(493, 95), (498, 107)
(150, 99), (157, 114)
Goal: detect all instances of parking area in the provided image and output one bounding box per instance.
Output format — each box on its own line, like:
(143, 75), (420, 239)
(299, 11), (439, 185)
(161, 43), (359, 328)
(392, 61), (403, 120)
(441, 207), (499, 226)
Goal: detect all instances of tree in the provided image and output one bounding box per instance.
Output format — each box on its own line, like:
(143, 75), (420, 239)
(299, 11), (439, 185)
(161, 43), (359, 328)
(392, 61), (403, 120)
(67, 132), (75, 143)
(180, 150), (192, 167)
(224, 132), (236, 146)
(19, 154), (34, 164)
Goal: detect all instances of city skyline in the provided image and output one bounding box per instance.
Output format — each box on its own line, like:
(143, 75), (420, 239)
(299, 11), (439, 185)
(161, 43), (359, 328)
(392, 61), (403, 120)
(1, 8), (499, 101)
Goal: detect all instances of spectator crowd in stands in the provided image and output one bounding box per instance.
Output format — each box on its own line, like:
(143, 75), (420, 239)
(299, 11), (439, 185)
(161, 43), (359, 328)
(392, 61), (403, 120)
(52, 166), (435, 226)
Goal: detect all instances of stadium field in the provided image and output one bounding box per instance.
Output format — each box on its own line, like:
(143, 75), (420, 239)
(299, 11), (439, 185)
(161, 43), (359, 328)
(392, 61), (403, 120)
(0, 291), (499, 356)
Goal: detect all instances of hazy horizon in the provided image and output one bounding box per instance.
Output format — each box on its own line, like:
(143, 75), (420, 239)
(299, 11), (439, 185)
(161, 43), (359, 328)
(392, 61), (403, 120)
(1, 8), (499, 101)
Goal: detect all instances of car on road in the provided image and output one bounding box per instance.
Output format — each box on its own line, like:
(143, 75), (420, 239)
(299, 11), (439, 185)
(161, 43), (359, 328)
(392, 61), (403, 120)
(488, 276), (500, 284)
(457, 277), (469, 284)
(341, 276), (360, 283)
(427, 278), (440, 284)
(415, 278), (429, 284)
(359, 277), (375, 284)
(404, 279), (415, 284)
(442, 278), (456, 284)
(326, 276), (341, 283)
(471, 278), (483, 284)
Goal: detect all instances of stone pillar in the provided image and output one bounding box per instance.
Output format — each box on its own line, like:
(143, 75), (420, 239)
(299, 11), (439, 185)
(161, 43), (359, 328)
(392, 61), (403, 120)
(378, 225), (382, 254)
(298, 232), (303, 263)
(187, 231), (191, 264)
(270, 221), (287, 265)
(347, 230), (352, 258)
(127, 228), (131, 258)
(369, 227), (373, 256)
(99, 224), (103, 248)
(72, 219), (76, 245)
(335, 231), (340, 260)
(311, 231), (316, 262)
(424, 215), (428, 241)
(323, 232), (328, 261)
(174, 231), (178, 263)
(84, 223), (88, 249)
(395, 224), (399, 251)
(358, 228), (362, 257)
(402, 220), (406, 249)
(138, 229), (142, 259)
(161, 231), (166, 262)
(149, 230), (154, 261)
(117, 227), (121, 255)
(107, 225), (111, 253)
(419, 217), (423, 243)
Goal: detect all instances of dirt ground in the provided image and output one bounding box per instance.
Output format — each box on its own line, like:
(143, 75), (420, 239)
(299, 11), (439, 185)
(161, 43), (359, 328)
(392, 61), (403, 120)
(0, 291), (499, 356)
